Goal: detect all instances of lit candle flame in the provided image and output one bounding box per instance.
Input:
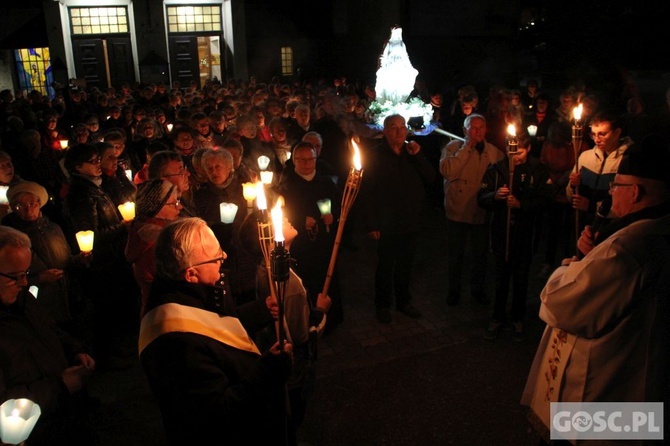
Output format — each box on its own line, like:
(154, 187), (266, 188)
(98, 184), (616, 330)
(242, 182), (257, 202)
(352, 139), (362, 171)
(59, 140), (69, 150)
(573, 103), (583, 121)
(271, 201), (284, 242)
(506, 124), (516, 138)
(256, 182), (267, 210)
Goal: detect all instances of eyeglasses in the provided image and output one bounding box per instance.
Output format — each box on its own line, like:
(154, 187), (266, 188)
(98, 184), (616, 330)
(590, 130), (612, 140)
(85, 156), (101, 165)
(12, 201), (40, 211)
(0, 269), (30, 285)
(188, 253), (226, 269)
(164, 198), (181, 208)
(294, 157), (316, 162)
(609, 181), (637, 191)
(164, 169), (188, 178)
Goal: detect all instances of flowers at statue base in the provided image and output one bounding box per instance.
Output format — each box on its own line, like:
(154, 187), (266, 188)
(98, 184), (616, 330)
(366, 96), (434, 127)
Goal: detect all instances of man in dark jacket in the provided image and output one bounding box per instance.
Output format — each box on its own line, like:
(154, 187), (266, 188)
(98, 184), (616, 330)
(361, 114), (436, 323)
(478, 136), (552, 341)
(0, 226), (96, 445)
(139, 218), (292, 445)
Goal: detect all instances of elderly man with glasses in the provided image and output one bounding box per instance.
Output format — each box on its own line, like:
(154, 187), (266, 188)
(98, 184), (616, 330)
(139, 217), (292, 445)
(0, 226), (97, 444)
(523, 135), (670, 444)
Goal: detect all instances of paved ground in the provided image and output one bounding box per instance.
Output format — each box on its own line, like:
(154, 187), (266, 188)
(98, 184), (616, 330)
(86, 203), (553, 445)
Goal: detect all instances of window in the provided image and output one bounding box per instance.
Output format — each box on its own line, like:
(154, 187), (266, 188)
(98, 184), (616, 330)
(281, 47), (293, 76)
(70, 7), (129, 35)
(166, 6), (222, 33)
(14, 48), (54, 99)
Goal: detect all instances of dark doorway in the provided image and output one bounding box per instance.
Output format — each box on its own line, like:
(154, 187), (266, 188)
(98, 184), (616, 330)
(72, 37), (134, 88)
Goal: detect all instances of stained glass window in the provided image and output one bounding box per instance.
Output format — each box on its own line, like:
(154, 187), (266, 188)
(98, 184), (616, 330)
(14, 47), (54, 99)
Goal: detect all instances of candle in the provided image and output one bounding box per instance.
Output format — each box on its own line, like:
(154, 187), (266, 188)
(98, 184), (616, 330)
(59, 139), (69, 150)
(285, 150), (292, 160)
(352, 139), (362, 171)
(317, 198), (332, 233)
(573, 103), (583, 122)
(75, 230), (95, 253)
(242, 182), (257, 210)
(118, 202), (136, 221)
(260, 171), (274, 185)
(125, 169), (133, 181)
(527, 125), (538, 137)
(317, 198), (331, 216)
(166, 123), (174, 132)
(0, 398), (42, 445)
(257, 155), (271, 171)
(0, 185), (8, 205)
(271, 202), (284, 243)
(506, 124), (518, 155)
(256, 182), (267, 210)
(219, 202), (238, 223)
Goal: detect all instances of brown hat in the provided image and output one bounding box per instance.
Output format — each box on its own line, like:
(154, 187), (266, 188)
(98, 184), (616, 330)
(7, 181), (49, 208)
(136, 179), (176, 218)
(617, 134), (670, 183)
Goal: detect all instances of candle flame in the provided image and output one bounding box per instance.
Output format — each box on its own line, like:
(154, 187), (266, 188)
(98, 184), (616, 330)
(573, 103), (583, 121)
(256, 182), (267, 210)
(506, 124), (516, 137)
(242, 182), (257, 201)
(271, 201), (284, 242)
(352, 139), (362, 171)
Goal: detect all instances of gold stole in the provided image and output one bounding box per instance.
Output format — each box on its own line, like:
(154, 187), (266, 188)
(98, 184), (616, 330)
(139, 303), (260, 356)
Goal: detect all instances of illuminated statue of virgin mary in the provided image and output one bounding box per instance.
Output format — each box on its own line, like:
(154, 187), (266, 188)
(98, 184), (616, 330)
(375, 27), (418, 105)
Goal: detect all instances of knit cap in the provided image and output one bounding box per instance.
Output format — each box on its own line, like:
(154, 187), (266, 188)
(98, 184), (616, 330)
(136, 179), (176, 218)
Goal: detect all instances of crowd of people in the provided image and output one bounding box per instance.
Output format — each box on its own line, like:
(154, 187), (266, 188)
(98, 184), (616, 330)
(0, 72), (668, 444)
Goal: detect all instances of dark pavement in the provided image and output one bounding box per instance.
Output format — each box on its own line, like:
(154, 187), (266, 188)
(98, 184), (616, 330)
(86, 203), (551, 445)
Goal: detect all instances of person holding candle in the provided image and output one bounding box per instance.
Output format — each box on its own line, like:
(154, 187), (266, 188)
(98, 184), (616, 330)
(2, 181), (93, 336)
(0, 150), (24, 219)
(440, 113), (504, 307)
(362, 114), (437, 324)
(62, 143), (140, 369)
(125, 179), (181, 317)
(238, 209), (331, 445)
(278, 141), (344, 332)
(522, 135), (670, 444)
(98, 141), (137, 208)
(478, 135), (552, 341)
(0, 226), (97, 445)
(566, 110), (634, 230)
(139, 217), (291, 445)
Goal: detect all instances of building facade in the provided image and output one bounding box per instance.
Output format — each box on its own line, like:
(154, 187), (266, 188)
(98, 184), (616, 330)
(0, 0), (247, 97)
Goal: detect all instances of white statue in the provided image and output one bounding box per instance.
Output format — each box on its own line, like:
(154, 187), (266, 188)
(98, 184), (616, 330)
(375, 27), (418, 105)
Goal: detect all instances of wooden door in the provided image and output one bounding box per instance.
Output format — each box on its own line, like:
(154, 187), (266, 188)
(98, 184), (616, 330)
(168, 36), (199, 86)
(106, 37), (134, 87)
(72, 39), (106, 88)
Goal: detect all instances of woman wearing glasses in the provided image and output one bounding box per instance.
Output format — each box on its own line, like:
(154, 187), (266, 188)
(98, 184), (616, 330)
(2, 181), (90, 335)
(125, 179), (182, 317)
(62, 143), (140, 370)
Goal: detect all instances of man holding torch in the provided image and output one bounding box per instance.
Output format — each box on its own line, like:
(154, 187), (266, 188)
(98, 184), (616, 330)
(362, 114), (436, 324)
(567, 110), (633, 231)
(478, 134), (552, 341)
